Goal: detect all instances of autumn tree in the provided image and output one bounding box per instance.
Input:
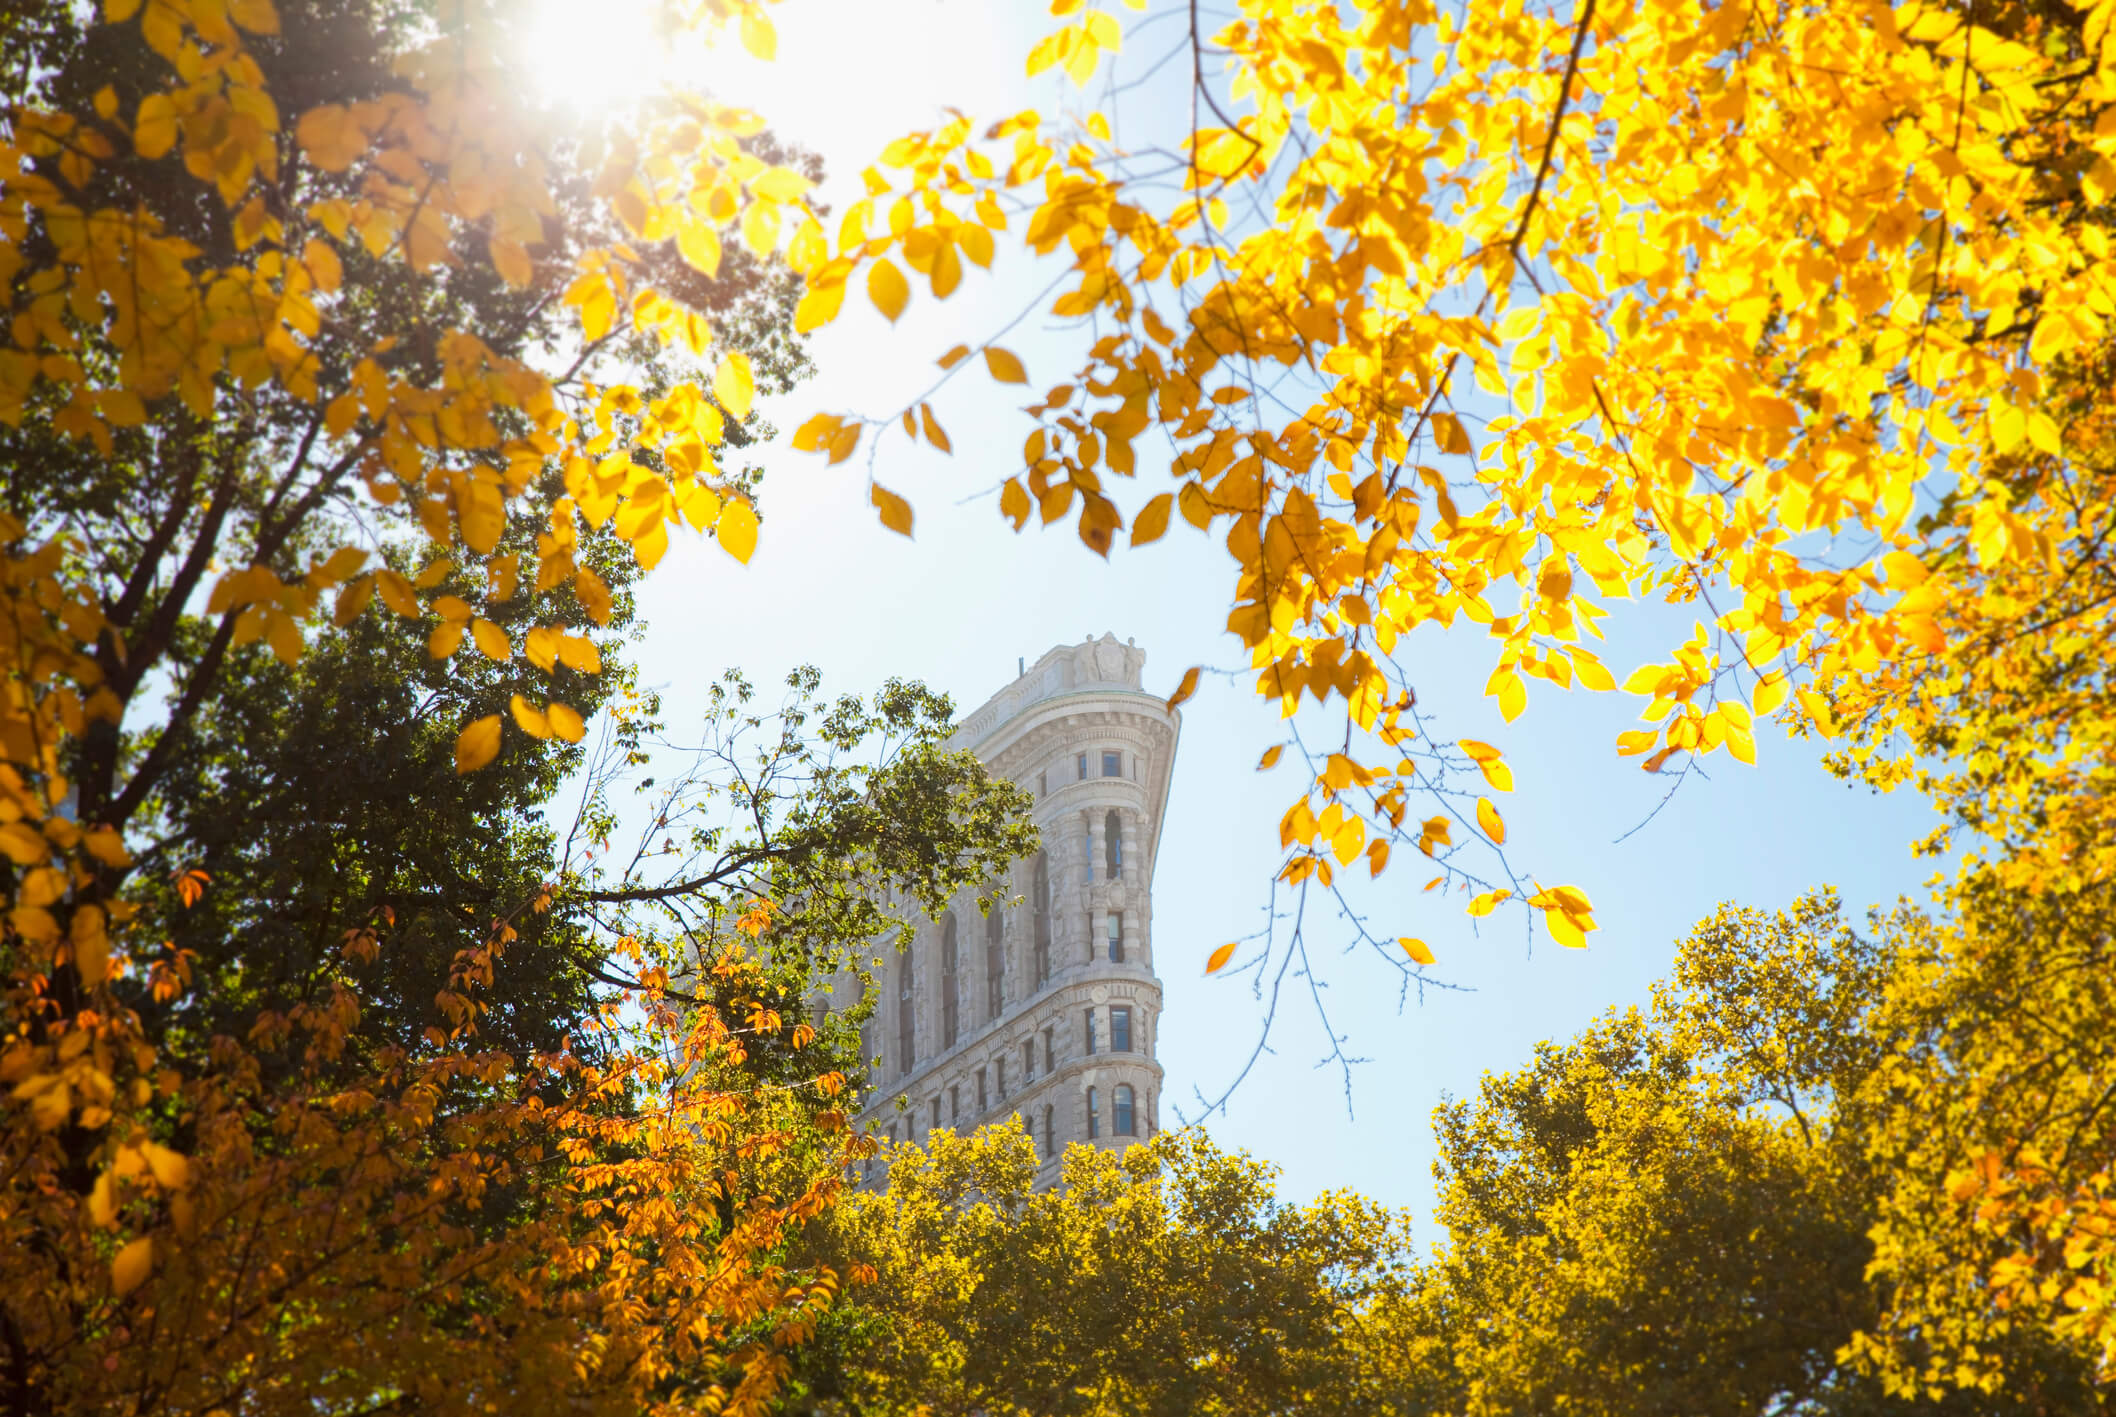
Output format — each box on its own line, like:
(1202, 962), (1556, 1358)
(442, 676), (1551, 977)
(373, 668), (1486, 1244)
(1396, 889), (2104, 1414)
(762, 0), (2116, 1388)
(784, 1125), (1416, 1416)
(0, 0), (929, 1410)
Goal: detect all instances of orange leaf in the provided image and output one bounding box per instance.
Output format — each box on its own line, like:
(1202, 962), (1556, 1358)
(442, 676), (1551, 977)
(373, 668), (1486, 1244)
(1165, 665), (1200, 711)
(455, 715), (502, 774)
(871, 483), (914, 537)
(919, 403), (952, 453)
(1204, 941), (1237, 974)
(984, 346), (1028, 383)
(1401, 936), (1435, 966)
(1131, 491), (1173, 546)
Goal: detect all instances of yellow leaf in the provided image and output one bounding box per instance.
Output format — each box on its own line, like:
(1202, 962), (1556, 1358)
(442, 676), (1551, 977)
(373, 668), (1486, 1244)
(867, 259), (910, 322)
(1432, 411), (1472, 456)
(375, 570), (419, 617)
(89, 1173), (117, 1229)
(1165, 665), (1200, 711)
(713, 351), (756, 421)
(0, 823), (48, 866)
(1458, 739), (1513, 791)
(678, 219), (723, 279)
(871, 483), (914, 537)
(70, 906), (109, 986)
(83, 827), (131, 868)
(740, 9), (776, 59)
(1753, 671), (1790, 718)
(1258, 744), (1283, 770)
(984, 346), (1028, 384)
(547, 701), (586, 743)
(489, 236), (532, 288)
(1204, 941), (1237, 974)
(792, 413), (840, 453)
(1401, 937), (1435, 966)
(1476, 797), (1506, 845)
(795, 279), (845, 332)
(937, 344), (971, 370)
(1467, 888), (1510, 917)
(1000, 477), (1031, 529)
(1131, 492), (1173, 546)
(111, 1237), (153, 1297)
(470, 618), (510, 660)
(455, 715), (502, 774)
(134, 94), (178, 160)
(511, 694), (553, 739)
(717, 498), (759, 563)
(556, 635), (602, 674)
(142, 1143), (188, 1191)
(1546, 911), (1587, 948)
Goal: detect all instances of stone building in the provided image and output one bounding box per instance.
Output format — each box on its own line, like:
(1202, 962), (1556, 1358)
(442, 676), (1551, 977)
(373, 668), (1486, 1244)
(847, 634), (1178, 1184)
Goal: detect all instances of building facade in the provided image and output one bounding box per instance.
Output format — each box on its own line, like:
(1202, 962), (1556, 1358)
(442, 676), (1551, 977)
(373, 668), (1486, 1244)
(848, 635), (1177, 1183)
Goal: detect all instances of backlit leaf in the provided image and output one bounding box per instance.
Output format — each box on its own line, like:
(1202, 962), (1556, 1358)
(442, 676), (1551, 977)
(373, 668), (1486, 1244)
(455, 715), (502, 774)
(112, 1237), (152, 1297)
(1204, 942), (1237, 974)
(1476, 798), (1506, 845)
(718, 498), (759, 563)
(714, 351), (756, 421)
(868, 260), (910, 322)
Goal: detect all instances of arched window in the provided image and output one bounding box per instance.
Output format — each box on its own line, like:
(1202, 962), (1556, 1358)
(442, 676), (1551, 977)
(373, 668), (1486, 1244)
(940, 912), (959, 1048)
(896, 950), (915, 1074)
(985, 904), (1004, 1018)
(1042, 1104), (1055, 1159)
(1105, 809), (1123, 879)
(1086, 1086), (1101, 1140)
(1032, 851), (1052, 985)
(1114, 1084), (1135, 1137)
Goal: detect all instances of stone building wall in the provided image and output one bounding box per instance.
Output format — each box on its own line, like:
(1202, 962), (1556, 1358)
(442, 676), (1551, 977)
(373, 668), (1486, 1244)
(843, 634), (1177, 1184)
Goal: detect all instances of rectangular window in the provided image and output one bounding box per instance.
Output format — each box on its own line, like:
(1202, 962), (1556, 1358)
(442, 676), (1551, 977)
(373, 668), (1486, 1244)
(1106, 911), (1124, 964)
(1076, 752), (1088, 780)
(1043, 1027), (1055, 1074)
(977, 1068), (988, 1111)
(950, 1085), (960, 1125)
(1084, 1008), (1097, 1056)
(996, 1059), (1007, 1099)
(930, 1097), (941, 1132)
(1111, 1006), (1132, 1053)
(1102, 750), (1121, 777)
(1087, 1086), (1101, 1140)
(1023, 1040), (1036, 1082)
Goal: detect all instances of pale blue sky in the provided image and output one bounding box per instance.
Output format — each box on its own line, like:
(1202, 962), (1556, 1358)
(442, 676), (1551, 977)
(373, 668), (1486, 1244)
(594, 0), (1942, 1236)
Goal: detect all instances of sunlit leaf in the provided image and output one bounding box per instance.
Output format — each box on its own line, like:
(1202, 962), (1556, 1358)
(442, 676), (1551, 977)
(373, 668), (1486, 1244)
(454, 715), (502, 774)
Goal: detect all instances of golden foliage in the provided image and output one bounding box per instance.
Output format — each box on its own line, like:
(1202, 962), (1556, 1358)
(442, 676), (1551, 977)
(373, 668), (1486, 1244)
(793, 0), (2116, 949)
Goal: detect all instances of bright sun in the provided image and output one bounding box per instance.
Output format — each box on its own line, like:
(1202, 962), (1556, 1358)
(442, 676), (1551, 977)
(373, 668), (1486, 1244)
(518, 0), (679, 116)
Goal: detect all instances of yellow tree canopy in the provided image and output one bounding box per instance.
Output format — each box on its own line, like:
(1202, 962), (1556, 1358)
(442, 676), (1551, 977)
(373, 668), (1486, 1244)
(792, 0), (2116, 946)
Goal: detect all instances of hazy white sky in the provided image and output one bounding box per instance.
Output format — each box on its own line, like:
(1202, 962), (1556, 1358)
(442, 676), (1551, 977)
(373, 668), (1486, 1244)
(585, 0), (1940, 1235)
